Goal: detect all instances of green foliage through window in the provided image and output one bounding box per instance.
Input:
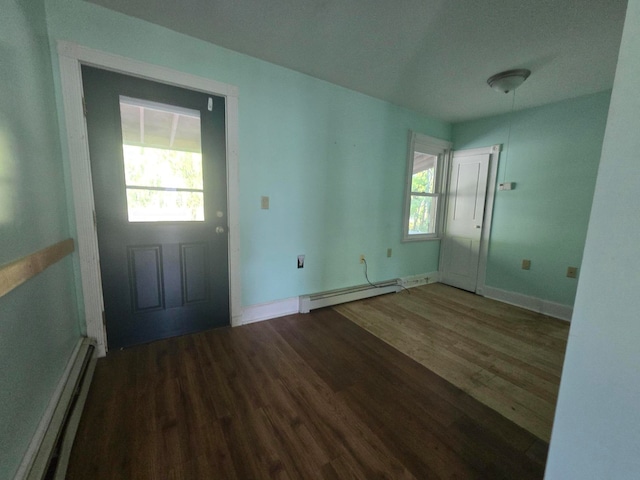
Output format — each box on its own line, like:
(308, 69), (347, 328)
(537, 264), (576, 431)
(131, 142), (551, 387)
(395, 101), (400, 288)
(411, 166), (435, 194)
(123, 145), (205, 222)
(403, 133), (450, 240)
(409, 195), (437, 234)
(409, 163), (437, 234)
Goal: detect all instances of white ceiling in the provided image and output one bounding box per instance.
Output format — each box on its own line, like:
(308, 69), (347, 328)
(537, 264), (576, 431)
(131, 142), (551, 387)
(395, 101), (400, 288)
(86, 0), (628, 122)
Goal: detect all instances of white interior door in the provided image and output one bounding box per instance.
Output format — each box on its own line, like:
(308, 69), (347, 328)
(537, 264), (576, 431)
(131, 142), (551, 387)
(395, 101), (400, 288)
(440, 149), (491, 292)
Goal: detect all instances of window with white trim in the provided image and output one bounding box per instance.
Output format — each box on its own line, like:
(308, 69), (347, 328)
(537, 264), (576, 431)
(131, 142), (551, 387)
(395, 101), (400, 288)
(402, 132), (451, 241)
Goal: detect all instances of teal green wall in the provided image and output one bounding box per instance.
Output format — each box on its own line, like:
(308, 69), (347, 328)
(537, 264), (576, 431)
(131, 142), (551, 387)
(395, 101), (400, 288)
(452, 92), (610, 306)
(46, 0), (450, 306)
(0, 0), (80, 477)
(546, 0), (640, 477)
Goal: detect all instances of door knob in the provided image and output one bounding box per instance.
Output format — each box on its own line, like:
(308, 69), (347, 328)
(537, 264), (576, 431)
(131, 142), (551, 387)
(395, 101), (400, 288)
(215, 226), (225, 234)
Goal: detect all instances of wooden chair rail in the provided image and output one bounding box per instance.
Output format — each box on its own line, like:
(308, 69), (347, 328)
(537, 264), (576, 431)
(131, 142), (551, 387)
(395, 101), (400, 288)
(0, 239), (75, 299)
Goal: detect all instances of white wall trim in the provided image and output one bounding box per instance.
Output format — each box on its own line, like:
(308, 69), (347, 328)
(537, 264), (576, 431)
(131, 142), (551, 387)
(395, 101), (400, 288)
(13, 339), (83, 480)
(240, 297), (300, 325)
(56, 41), (241, 356)
(402, 131), (452, 243)
(475, 144), (501, 295)
(483, 286), (573, 322)
(398, 271), (440, 288)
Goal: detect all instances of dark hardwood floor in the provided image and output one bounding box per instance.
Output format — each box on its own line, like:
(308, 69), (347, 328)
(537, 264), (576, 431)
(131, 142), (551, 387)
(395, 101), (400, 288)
(67, 308), (548, 479)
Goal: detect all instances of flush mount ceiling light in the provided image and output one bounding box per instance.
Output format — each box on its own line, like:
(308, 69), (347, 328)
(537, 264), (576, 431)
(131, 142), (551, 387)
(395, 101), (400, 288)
(487, 69), (531, 94)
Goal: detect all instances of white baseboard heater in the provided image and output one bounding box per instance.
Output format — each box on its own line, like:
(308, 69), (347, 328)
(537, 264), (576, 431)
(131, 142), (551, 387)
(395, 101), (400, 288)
(22, 337), (97, 480)
(299, 280), (401, 313)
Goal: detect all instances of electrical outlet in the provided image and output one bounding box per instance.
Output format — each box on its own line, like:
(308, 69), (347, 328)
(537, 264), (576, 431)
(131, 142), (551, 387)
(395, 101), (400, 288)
(522, 259), (531, 270)
(567, 266), (578, 278)
(359, 254), (365, 264)
(387, 248), (392, 258)
(261, 196), (269, 209)
(297, 255), (305, 269)
(499, 182), (516, 191)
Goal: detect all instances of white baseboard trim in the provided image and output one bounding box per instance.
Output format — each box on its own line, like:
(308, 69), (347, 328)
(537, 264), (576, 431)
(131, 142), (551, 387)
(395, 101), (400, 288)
(240, 297), (300, 325)
(483, 286), (573, 322)
(398, 271), (440, 288)
(239, 273), (441, 324)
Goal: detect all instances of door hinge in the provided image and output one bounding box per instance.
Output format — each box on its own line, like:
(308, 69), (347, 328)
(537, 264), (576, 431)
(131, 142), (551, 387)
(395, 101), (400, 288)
(82, 96), (87, 117)
(93, 210), (97, 228)
(102, 311), (106, 325)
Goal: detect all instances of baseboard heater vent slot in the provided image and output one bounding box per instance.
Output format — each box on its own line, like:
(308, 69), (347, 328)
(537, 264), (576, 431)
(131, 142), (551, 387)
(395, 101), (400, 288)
(24, 338), (97, 480)
(299, 280), (400, 313)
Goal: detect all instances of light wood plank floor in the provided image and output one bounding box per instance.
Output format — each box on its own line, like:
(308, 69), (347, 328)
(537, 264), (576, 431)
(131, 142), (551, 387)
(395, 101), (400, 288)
(334, 283), (570, 441)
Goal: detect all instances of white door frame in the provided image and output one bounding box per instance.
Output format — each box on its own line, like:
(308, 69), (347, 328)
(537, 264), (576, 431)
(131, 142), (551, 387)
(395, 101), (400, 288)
(438, 144), (500, 295)
(57, 41), (242, 357)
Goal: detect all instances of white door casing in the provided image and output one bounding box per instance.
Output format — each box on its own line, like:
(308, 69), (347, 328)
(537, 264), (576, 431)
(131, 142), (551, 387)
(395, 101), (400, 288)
(440, 145), (499, 293)
(57, 41), (241, 357)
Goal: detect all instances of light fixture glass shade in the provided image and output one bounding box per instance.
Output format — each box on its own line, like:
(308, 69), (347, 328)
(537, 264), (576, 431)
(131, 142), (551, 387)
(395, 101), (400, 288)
(487, 69), (531, 93)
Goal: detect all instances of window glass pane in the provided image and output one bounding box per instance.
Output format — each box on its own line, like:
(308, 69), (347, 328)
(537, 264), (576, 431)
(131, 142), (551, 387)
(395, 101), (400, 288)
(411, 153), (437, 193)
(120, 97), (202, 152)
(408, 195), (437, 235)
(119, 96), (205, 222)
(123, 145), (203, 190)
(126, 189), (204, 222)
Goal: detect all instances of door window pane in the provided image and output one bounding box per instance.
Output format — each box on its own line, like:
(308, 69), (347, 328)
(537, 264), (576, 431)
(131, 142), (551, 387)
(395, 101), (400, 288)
(119, 96), (204, 222)
(123, 145), (203, 190)
(126, 189), (204, 222)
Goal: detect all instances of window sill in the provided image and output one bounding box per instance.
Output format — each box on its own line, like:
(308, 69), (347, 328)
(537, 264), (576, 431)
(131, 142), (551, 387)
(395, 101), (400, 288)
(402, 235), (442, 243)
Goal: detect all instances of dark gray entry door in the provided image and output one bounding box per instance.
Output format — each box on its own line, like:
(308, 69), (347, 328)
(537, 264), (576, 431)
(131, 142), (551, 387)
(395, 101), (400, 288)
(82, 66), (229, 349)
